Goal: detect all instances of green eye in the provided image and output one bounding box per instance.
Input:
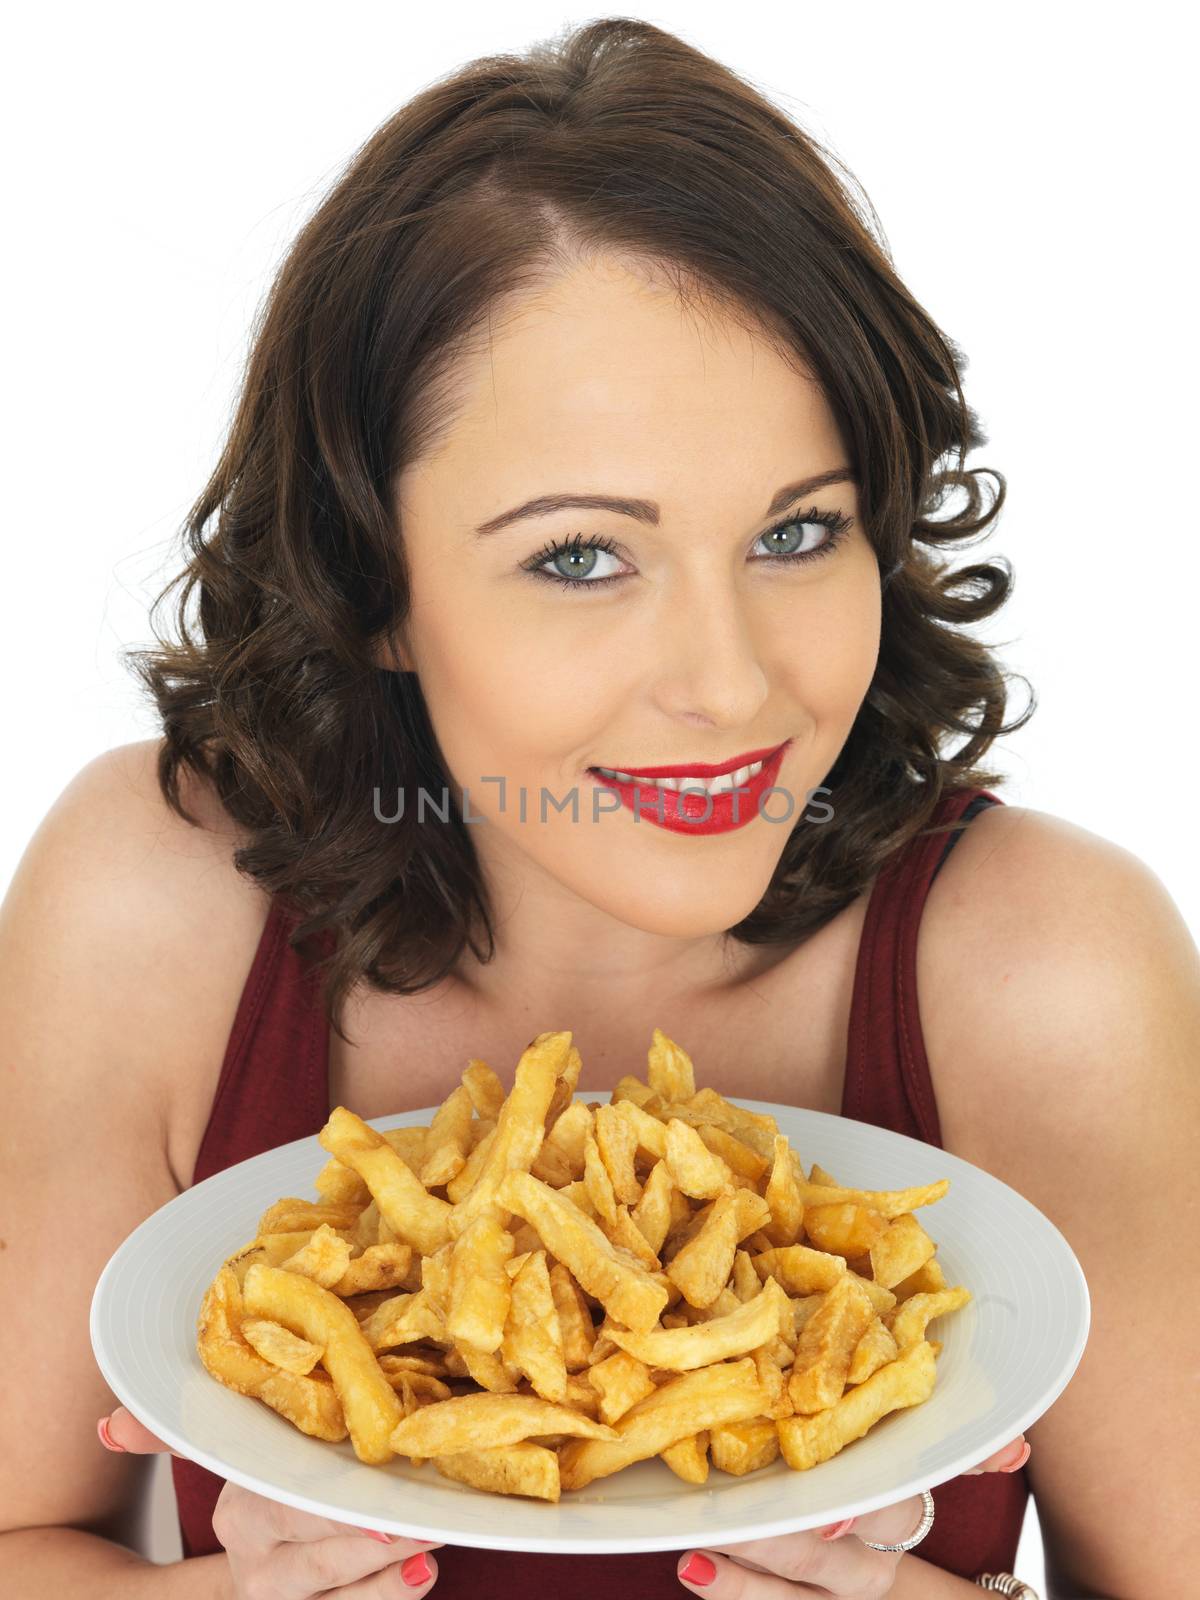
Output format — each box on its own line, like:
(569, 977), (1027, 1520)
(522, 505), (853, 592)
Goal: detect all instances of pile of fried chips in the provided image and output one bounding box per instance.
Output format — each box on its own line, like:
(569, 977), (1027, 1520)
(198, 1029), (969, 1501)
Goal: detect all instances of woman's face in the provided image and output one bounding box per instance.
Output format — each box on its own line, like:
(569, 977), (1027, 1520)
(387, 254), (881, 947)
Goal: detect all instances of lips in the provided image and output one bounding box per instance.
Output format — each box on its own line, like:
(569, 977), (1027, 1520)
(587, 742), (788, 781)
(585, 741), (792, 838)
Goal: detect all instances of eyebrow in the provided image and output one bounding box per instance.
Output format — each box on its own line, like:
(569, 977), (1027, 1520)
(472, 467), (858, 537)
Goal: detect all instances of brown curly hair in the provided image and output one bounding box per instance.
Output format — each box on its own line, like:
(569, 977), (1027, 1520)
(124, 16), (1034, 1041)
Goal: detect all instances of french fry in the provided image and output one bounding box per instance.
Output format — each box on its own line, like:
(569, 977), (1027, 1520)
(558, 1356), (765, 1489)
(197, 1025), (968, 1501)
(587, 1348), (657, 1424)
(583, 1125), (618, 1224)
(664, 1119), (735, 1200)
(241, 1317), (324, 1375)
(319, 1108), (453, 1257)
(389, 1391), (619, 1456)
(666, 1191), (742, 1307)
(461, 1060), (505, 1118)
(604, 1278), (791, 1370)
(661, 1430), (710, 1482)
(447, 1213), (514, 1353)
(595, 1102), (642, 1204)
(501, 1250), (568, 1402)
(777, 1339), (938, 1469)
(333, 1242), (413, 1297)
(549, 1261), (597, 1371)
(197, 1266), (349, 1440)
(885, 1285), (972, 1350)
(711, 1415), (780, 1475)
(497, 1170), (669, 1333)
(435, 1440), (561, 1502)
(420, 1085), (474, 1187)
(630, 1159), (674, 1255)
(241, 1262), (404, 1463)
(869, 1212), (938, 1289)
(449, 1032), (572, 1238)
(647, 1027), (696, 1102)
(787, 1274), (877, 1414)
(797, 1176), (950, 1220)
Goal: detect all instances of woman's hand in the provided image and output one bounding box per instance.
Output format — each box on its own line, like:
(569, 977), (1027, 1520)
(99, 1406), (443, 1596)
(676, 1434), (1031, 1597)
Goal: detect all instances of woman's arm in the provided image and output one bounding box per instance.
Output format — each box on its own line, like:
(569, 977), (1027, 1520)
(0, 1527), (230, 1599)
(890, 1553), (1011, 1597)
(922, 808), (1200, 1599)
(0, 746), (257, 1594)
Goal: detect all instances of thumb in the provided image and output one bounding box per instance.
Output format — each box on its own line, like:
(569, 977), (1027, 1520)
(99, 1406), (178, 1456)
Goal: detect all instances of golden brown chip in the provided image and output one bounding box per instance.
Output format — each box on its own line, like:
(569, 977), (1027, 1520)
(587, 1348), (657, 1425)
(501, 1250), (567, 1403)
(434, 1440), (561, 1502)
(241, 1317), (324, 1376)
(647, 1028), (697, 1103)
(777, 1339), (937, 1469)
(462, 1060), (506, 1119)
(420, 1085), (474, 1187)
(242, 1262), (404, 1463)
(389, 1391), (618, 1456)
(595, 1102), (642, 1205)
(447, 1213), (514, 1353)
(450, 1032), (572, 1237)
(198, 1266), (349, 1440)
(559, 1356), (765, 1490)
(661, 1430), (710, 1482)
(319, 1108), (453, 1257)
(497, 1170), (669, 1333)
(200, 1025), (967, 1501)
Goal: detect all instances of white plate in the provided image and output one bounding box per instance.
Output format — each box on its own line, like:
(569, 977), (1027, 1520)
(90, 1097), (1088, 1554)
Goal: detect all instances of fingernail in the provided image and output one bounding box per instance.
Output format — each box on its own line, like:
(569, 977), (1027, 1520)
(356, 1526), (395, 1542)
(97, 1416), (127, 1453)
(819, 1517), (856, 1540)
(401, 1550), (433, 1586)
(679, 1551), (717, 1585)
(1000, 1440), (1031, 1473)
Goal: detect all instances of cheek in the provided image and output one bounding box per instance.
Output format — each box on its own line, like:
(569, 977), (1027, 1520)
(767, 567), (882, 719)
(411, 584), (600, 773)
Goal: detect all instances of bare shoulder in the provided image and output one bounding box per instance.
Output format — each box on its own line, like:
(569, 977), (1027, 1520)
(5, 738), (273, 1185)
(917, 816), (1200, 1593)
(919, 799), (1196, 1169)
(0, 739), (272, 1541)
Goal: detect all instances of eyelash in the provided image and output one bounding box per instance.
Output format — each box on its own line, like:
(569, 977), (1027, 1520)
(519, 505), (855, 592)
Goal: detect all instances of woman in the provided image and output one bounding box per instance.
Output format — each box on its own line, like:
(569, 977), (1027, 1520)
(1, 18), (1194, 1600)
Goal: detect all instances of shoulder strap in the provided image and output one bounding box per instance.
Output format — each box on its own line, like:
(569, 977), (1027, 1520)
(191, 897), (332, 1186)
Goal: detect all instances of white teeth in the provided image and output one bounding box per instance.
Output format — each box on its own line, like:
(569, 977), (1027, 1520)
(594, 759), (764, 796)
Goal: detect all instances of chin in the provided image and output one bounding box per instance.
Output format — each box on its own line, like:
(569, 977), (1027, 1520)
(595, 889), (764, 941)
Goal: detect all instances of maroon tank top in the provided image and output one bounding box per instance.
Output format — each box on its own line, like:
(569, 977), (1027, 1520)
(173, 785), (1029, 1589)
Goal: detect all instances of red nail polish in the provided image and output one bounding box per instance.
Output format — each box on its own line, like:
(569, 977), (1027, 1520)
(356, 1526), (394, 1542)
(401, 1550), (433, 1586)
(679, 1552), (716, 1585)
(1000, 1440), (1032, 1473)
(97, 1416), (127, 1453)
(819, 1517), (856, 1540)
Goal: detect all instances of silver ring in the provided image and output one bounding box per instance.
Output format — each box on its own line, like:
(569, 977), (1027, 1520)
(858, 1489), (935, 1552)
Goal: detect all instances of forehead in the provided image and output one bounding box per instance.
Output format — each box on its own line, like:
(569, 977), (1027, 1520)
(402, 258), (845, 494)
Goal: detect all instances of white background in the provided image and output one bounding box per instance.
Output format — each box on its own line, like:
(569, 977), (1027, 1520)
(5, 1), (1196, 1586)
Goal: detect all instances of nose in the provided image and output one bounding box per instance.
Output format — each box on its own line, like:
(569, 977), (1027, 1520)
(649, 569), (771, 729)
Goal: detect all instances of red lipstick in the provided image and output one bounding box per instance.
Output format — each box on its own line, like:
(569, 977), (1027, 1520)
(585, 740), (793, 837)
(588, 743), (787, 780)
